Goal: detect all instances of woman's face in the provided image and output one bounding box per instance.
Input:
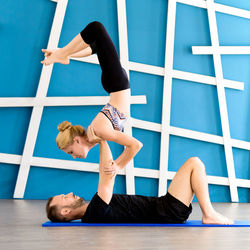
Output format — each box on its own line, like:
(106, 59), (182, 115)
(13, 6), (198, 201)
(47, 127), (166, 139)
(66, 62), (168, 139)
(62, 136), (90, 159)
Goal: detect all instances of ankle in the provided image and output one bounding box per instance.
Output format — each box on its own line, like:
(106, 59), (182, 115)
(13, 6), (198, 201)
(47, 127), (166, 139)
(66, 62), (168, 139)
(202, 207), (215, 218)
(59, 47), (71, 57)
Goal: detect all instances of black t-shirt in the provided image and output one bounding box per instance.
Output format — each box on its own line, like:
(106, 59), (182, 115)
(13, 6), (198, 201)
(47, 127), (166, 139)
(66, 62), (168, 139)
(81, 192), (192, 224)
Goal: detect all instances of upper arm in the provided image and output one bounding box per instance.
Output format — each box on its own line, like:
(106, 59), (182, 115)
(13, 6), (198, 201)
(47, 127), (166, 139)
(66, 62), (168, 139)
(90, 113), (140, 147)
(97, 183), (114, 205)
(96, 125), (140, 148)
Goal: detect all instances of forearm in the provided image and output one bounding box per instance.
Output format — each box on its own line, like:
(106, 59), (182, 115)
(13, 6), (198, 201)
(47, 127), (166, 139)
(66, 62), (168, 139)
(99, 141), (113, 168)
(97, 141), (116, 204)
(114, 141), (143, 169)
(92, 125), (143, 170)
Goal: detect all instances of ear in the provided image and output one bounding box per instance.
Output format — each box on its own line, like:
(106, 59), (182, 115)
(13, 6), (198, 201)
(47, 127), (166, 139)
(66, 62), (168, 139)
(60, 207), (72, 217)
(74, 136), (81, 144)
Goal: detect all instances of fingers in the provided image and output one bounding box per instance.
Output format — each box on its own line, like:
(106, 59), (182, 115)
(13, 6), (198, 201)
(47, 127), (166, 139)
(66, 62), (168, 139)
(103, 161), (117, 175)
(103, 161), (120, 176)
(104, 169), (115, 175)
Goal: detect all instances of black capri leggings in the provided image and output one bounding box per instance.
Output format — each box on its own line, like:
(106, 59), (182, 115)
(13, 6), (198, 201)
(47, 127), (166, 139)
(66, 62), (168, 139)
(80, 21), (130, 94)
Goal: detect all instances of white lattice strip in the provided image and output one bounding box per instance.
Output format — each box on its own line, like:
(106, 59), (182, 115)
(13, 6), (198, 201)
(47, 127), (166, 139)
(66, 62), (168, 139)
(0, 153), (22, 165)
(129, 61), (244, 90)
(132, 118), (250, 151)
(178, 0), (250, 19)
(193, 46), (250, 55)
(206, 0), (238, 202)
(72, 53), (244, 91)
(158, 0), (177, 196)
(173, 69), (244, 90)
(13, 0), (69, 198)
(71, 54), (98, 64)
(2, 152), (250, 189)
(131, 118), (162, 132)
(117, 0), (135, 195)
(0, 96), (146, 107)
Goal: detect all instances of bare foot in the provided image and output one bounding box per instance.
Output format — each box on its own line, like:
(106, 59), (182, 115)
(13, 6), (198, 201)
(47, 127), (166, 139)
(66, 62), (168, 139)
(41, 49), (69, 66)
(202, 210), (234, 225)
(42, 48), (56, 58)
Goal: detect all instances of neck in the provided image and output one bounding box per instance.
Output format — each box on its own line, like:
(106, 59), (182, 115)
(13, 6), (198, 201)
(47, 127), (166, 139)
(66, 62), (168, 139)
(72, 202), (89, 220)
(82, 136), (97, 149)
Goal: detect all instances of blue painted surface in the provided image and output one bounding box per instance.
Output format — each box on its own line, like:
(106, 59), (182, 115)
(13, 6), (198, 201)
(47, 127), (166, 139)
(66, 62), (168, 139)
(42, 220), (250, 227)
(0, 0), (249, 202)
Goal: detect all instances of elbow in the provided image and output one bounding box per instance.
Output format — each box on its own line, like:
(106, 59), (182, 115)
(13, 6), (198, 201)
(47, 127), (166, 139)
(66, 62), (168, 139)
(138, 140), (143, 150)
(134, 140), (143, 153)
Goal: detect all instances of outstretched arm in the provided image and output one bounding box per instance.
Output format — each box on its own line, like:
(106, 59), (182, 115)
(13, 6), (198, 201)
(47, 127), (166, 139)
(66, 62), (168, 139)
(97, 141), (118, 204)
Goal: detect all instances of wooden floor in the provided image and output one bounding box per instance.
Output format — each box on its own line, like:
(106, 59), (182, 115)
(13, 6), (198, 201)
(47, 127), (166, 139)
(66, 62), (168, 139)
(0, 200), (250, 250)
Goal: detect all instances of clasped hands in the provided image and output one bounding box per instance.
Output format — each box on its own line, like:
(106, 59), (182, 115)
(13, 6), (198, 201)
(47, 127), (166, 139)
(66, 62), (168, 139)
(103, 160), (119, 177)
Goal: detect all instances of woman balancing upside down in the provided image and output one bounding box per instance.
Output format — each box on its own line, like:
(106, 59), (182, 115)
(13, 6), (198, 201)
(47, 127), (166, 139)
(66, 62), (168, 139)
(41, 21), (142, 168)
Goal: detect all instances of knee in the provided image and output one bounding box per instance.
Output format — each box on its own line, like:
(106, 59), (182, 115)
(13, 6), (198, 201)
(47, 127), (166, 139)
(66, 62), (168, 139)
(186, 157), (205, 171)
(89, 21), (105, 32)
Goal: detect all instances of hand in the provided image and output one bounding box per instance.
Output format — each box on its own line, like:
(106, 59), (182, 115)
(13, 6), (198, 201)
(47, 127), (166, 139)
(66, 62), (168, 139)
(103, 161), (119, 177)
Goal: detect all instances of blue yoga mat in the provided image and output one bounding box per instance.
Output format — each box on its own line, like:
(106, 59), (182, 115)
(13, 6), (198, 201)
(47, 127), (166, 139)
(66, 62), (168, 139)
(42, 220), (250, 227)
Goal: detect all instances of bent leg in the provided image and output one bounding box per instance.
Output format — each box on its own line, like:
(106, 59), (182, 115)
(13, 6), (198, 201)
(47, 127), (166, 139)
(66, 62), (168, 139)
(42, 22), (130, 114)
(167, 157), (233, 224)
(80, 21), (122, 75)
(81, 22), (130, 115)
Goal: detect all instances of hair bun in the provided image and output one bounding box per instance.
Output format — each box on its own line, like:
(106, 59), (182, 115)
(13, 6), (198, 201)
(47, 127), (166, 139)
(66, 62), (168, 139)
(58, 121), (72, 132)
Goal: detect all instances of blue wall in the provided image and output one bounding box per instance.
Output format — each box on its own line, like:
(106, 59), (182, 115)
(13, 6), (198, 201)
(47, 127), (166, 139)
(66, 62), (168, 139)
(0, 0), (249, 202)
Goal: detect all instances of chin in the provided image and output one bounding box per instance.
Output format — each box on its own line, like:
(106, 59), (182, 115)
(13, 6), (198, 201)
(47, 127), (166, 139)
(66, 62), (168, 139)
(83, 150), (90, 159)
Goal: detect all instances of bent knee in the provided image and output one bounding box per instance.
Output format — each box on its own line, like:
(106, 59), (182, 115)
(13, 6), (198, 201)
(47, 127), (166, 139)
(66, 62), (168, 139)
(186, 157), (205, 170)
(89, 21), (105, 32)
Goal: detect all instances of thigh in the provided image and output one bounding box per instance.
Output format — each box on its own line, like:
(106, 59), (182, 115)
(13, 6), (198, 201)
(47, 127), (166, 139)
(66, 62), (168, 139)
(93, 23), (122, 75)
(167, 158), (195, 207)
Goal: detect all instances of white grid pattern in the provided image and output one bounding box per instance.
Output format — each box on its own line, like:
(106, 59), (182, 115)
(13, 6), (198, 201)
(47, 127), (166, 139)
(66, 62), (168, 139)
(0, 0), (249, 200)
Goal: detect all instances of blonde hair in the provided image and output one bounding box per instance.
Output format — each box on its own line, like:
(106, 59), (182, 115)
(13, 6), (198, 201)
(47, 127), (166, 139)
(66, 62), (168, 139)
(56, 121), (86, 149)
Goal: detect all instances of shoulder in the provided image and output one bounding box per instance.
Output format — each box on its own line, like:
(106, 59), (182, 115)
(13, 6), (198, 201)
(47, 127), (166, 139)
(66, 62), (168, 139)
(90, 192), (110, 206)
(82, 193), (112, 222)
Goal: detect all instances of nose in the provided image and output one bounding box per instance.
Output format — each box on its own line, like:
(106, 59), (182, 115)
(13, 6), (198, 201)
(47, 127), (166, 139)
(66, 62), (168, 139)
(67, 192), (73, 197)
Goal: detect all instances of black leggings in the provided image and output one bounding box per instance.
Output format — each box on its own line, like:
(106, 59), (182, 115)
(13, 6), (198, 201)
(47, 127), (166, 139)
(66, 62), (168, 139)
(80, 21), (130, 94)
